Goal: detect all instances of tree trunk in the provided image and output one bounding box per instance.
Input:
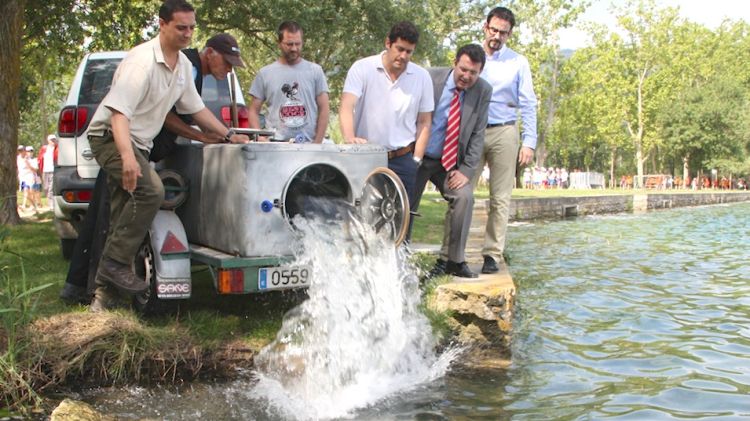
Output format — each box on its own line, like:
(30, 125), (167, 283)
(631, 65), (648, 189)
(0, 0), (25, 225)
(682, 155), (689, 188)
(609, 147), (616, 189)
(536, 51), (559, 170)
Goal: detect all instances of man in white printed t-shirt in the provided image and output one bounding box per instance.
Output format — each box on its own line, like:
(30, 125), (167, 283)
(248, 21), (329, 143)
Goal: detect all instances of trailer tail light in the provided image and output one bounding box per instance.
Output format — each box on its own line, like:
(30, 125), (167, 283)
(62, 189), (93, 203)
(217, 269), (244, 293)
(58, 106), (89, 137)
(160, 231), (188, 255)
(236, 106), (250, 128)
(220, 105), (250, 128)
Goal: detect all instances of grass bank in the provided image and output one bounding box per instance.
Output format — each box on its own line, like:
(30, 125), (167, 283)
(0, 210), (442, 416)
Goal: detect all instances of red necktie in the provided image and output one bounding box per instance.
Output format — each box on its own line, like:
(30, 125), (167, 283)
(441, 90), (461, 171)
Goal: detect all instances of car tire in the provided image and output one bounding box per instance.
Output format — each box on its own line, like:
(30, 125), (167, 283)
(60, 239), (76, 260)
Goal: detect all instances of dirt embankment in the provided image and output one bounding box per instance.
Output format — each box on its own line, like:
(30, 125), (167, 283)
(23, 312), (260, 391)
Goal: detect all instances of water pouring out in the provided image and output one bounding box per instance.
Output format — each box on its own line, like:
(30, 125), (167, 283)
(251, 197), (460, 420)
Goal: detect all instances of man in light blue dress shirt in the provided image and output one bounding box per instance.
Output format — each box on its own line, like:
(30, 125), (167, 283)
(476, 6), (538, 274)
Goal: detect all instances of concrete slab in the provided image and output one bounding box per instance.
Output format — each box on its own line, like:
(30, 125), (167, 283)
(442, 262), (515, 298)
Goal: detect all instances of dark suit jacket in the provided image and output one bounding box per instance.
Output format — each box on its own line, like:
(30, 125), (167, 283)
(427, 67), (491, 180)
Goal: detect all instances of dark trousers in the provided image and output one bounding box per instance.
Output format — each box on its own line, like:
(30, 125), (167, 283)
(63, 170), (110, 292)
(409, 157), (474, 262)
(89, 136), (163, 264)
(387, 152), (419, 207)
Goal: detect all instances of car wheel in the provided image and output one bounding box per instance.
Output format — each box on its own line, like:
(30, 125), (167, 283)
(60, 239), (76, 260)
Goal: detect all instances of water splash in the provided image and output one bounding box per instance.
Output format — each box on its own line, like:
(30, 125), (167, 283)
(251, 199), (459, 420)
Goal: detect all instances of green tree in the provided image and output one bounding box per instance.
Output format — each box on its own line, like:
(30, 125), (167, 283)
(507, 0), (588, 168)
(659, 77), (749, 180)
(197, 0), (434, 108)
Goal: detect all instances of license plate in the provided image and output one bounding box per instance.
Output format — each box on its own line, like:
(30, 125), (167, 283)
(258, 265), (312, 290)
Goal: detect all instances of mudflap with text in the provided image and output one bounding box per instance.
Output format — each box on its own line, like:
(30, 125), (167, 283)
(149, 210), (192, 299)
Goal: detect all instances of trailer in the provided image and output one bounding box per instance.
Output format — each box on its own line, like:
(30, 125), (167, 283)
(133, 133), (409, 313)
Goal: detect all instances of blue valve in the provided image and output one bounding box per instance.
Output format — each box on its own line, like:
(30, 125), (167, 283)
(294, 133), (310, 144)
(261, 200), (274, 213)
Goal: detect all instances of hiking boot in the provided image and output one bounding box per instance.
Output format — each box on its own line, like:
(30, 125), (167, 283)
(481, 255), (500, 274)
(89, 285), (120, 313)
(59, 283), (91, 305)
(95, 256), (148, 294)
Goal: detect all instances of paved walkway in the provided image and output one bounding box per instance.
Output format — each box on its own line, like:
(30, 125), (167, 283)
(413, 200), (515, 291)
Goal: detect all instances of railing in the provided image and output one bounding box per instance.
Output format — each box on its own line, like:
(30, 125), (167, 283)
(569, 172), (605, 189)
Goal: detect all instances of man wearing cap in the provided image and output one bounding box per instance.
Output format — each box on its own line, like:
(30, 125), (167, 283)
(150, 32), (247, 160)
(60, 28), (249, 307)
(39, 134), (58, 208)
(84, 0), (249, 311)
(248, 21), (329, 143)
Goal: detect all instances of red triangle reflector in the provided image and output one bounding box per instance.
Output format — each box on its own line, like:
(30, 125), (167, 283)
(161, 231), (188, 254)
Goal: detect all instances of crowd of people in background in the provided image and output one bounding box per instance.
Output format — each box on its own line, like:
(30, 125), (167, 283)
(618, 174), (748, 190)
(521, 166), (569, 189)
(16, 134), (58, 214)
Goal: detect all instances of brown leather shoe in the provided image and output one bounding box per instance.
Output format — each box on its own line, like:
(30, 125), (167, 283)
(96, 256), (148, 294)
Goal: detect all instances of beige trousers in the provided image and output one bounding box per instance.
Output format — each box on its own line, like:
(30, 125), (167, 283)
(473, 124), (519, 261)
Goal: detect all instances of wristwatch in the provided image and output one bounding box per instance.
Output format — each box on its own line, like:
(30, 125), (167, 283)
(413, 156), (422, 166)
(223, 129), (236, 143)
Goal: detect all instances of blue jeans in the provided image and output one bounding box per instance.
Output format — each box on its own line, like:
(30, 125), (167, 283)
(388, 153), (418, 206)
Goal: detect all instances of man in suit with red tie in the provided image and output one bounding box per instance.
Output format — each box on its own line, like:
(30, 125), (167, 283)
(410, 44), (492, 278)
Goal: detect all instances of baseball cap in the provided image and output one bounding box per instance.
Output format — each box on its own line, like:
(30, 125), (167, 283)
(25, 146), (34, 152)
(18, 145), (24, 151)
(205, 33), (246, 68)
(47, 134), (57, 142)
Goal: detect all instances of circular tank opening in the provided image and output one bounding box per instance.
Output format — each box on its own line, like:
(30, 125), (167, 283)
(283, 164), (351, 222)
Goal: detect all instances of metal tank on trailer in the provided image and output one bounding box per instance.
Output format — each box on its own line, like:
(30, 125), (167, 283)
(135, 137), (410, 313)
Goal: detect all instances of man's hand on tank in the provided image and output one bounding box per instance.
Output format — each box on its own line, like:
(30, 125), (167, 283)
(345, 137), (368, 144)
(229, 134), (250, 144)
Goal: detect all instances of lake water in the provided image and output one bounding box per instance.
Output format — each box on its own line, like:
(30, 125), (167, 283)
(82, 202), (750, 420)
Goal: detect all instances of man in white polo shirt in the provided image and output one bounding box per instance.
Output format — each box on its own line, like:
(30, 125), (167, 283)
(86, 0), (248, 311)
(339, 21), (434, 202)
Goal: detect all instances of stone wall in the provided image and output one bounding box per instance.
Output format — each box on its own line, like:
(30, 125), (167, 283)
(507, 195), (631, 221)
(646, 192), (750, 210)
(483, 191), (750, 221)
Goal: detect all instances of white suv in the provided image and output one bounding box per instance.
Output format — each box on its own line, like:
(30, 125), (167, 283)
(54, 51), (249, 258)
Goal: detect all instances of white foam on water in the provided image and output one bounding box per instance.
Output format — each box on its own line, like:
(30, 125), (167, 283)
(250, 205), (460, 420)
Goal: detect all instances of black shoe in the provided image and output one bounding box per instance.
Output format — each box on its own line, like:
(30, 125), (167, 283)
(59, 283), (91, 305)
(481, 255), (499, 274)
(426, 258), (447, 279)
(445, 261), (478, 278)
(95, 257), (148, 294)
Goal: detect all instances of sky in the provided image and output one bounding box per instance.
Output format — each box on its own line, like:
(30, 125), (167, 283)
(557, 0), (750, 49)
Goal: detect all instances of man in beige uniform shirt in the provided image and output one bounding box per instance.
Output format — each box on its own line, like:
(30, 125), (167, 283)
(87, 0), (248, 311)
